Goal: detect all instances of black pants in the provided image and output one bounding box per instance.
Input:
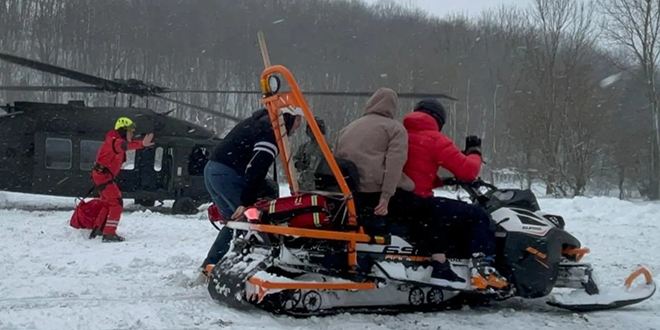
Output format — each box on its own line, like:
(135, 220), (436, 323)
(354, 189), (430, 237)
(353, 190), (425, 234)
(425, 197), (496, 258)
(355, 190), (495, 258)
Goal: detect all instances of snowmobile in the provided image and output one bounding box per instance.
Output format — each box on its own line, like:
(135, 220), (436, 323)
(206, 64), (655, 317)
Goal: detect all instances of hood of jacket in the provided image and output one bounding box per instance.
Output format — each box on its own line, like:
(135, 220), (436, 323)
(364, 87), (398, 119)
(403, 111), (439, 132)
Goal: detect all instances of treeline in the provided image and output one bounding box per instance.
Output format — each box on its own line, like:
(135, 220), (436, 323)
(1, 0), (659, 199)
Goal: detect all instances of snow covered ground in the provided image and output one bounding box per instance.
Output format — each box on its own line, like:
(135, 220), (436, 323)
(0, 190), (658, 330)
(0, 191), (175, 212)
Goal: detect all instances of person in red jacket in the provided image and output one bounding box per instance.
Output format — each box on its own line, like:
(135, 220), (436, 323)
(90, 117), (154, 242)
(402, 99), (507, 290)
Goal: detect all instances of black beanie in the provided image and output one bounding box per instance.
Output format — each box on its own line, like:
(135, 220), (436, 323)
(414, 99), (447, 130)
(306, 117), (326, 138)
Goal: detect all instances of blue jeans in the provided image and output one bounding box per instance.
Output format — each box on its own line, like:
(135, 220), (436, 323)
(201, 161), (280, 267)
(202, 161), (244, 267)
(204, 160), (244, 219)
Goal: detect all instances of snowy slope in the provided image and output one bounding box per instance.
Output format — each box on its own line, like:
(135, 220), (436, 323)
(0, 194), (658, 330)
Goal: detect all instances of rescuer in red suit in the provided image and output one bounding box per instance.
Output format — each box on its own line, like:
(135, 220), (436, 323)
(90, 117), (154, 242)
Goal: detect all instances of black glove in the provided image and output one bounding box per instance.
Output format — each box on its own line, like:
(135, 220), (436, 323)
(464, 135), (482, 156)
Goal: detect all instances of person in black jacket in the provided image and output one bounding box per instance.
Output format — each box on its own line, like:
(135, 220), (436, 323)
(198, 107), (303, 279)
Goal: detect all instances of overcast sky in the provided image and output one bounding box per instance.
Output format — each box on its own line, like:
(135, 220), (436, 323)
(362, 0), (531, 18)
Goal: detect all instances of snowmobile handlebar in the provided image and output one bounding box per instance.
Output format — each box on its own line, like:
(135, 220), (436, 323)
(440, 177), (499, 204)
(441, 177), (496, 190)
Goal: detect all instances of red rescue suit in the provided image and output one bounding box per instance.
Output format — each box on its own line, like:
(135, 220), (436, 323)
(92, 130), (144, 235)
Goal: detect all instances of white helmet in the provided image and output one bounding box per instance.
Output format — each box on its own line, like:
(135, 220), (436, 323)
(280, 106), (304, 117)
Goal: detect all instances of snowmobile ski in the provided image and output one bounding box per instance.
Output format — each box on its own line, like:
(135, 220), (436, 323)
(547, 266), (656, 312)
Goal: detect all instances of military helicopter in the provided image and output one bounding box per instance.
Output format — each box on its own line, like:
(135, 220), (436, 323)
(0, 51), (456, 214)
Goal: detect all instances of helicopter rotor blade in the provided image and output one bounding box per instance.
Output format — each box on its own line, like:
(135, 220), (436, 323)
(1, 52), (458, 122)
(162, 89), (457, 100)
(163, 89), (262, 94)
(2, 85), (459, 101)
(0, 53), (126, 91)
(0, 52), (168, 97)
(304, 91), (458, 100)
(0, 85), (104, 93)
(152, 95), (242, 122)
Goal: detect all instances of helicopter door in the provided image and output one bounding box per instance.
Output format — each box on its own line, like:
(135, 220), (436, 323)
(138, 146), (157, 191)
(33, 132), (81, 196)
(155, 146), (173, 190)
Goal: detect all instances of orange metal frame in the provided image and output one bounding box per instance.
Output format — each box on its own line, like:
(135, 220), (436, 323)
(252, 65), (363, 270)
(226, 221), (372, 243)
(247, 276), (376, 303)
(249, 277), (376, 291)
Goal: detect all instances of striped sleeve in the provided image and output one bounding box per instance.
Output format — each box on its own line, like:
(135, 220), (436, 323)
(240, 135), (279, 206)
(253, 141), (278, 159)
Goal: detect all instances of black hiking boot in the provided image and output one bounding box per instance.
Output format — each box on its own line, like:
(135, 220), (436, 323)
(102, 234), (125, 243)
(89, 227), (103, 239)
(429, 260), (467, 289)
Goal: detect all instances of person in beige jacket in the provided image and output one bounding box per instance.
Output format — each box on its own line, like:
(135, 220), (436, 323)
(334, 87), (414, 217)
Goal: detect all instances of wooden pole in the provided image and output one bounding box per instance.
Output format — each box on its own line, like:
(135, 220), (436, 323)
(258, 31), (271, 67)
(258, 31), (299, 194)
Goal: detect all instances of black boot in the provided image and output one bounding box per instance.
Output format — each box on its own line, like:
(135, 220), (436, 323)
(89, 227), (103, 239)
(429, 260), (467, 289)
(102, 233), (125, 242)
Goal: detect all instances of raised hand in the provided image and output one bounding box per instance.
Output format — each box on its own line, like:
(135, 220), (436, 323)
(142, 133), (155, 147)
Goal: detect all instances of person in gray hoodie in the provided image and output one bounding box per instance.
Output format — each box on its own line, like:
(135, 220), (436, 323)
(334, 87), (415, 226)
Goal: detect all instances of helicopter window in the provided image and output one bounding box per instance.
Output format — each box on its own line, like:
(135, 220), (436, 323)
(154, 147), (163, 171)
(80, 140), (103, 170)
(122, 150), (136, 170)
(45, 138), (72, 170)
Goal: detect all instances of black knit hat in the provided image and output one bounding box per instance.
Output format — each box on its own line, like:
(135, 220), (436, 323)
(414, 99), (447, 130)
(306, 117), (326, 138)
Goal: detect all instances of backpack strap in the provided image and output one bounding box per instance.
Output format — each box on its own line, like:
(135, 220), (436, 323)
(80, 164), (116, 201)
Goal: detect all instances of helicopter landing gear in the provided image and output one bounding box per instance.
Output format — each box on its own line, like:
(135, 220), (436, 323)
(135, 198), (155, 207)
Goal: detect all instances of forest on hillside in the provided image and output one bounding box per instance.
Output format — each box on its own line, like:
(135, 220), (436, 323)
(2, 0), (660, 199)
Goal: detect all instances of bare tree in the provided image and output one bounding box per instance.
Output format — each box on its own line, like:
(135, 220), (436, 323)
(599, 0), (660, 199)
